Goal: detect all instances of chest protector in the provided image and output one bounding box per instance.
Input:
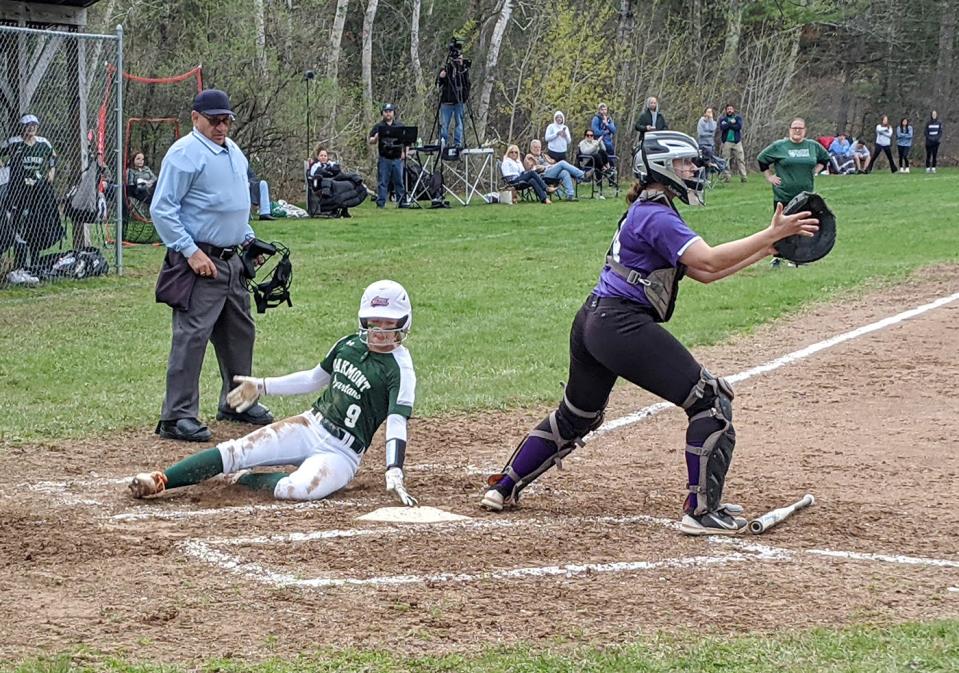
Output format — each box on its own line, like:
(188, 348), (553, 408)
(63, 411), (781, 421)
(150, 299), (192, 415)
(605, 192), (685, 322)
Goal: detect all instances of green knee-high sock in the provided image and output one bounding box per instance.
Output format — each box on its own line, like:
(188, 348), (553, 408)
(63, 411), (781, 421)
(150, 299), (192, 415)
(164, 447), (224, 489)
(235, 471), (288, 493)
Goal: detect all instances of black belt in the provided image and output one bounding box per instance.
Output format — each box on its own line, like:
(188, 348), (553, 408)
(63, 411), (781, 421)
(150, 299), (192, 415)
(312, 409), (365, 454)
(196, 241), (239, 260)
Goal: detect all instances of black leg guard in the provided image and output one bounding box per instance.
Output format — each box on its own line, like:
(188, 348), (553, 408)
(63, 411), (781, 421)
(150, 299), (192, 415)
(488, 392), (605, 502)
(682, 367), (736, 515)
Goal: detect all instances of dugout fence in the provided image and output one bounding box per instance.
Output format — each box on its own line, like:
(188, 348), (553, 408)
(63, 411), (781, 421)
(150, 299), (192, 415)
(0, 22), (123, 285)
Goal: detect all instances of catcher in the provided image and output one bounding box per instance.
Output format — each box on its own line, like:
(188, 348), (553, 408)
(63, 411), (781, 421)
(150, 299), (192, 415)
(480, 131), (819, 534)
(129, 279), (418, 506)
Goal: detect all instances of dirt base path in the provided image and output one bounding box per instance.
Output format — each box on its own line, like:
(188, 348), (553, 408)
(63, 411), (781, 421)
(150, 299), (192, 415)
(2, 269), (958, 663)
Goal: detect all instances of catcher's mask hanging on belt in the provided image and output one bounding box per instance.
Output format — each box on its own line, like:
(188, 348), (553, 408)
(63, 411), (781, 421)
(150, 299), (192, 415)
(242, 239), (293, 313)
(775, 191), (836, 264)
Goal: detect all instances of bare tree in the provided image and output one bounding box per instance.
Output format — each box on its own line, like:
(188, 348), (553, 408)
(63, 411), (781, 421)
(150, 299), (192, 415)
(933, 2), (956, 117)
(252, 0), (268, 79)
(411, 0), (426, 94)
(362, 0), (380, 123)
(327, 0), (350, 82)
(477, 0), (513, 142)
(718, 0), (743, 93)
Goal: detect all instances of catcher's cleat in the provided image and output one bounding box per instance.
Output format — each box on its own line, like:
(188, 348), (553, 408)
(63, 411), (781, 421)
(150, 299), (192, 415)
(480, 488), (507, 512)
(679, 507), (747, 536)
(129, 471), (168, 499)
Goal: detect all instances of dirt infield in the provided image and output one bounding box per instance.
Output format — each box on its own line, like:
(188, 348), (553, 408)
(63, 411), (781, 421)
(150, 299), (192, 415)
(2, 268), (958, 663)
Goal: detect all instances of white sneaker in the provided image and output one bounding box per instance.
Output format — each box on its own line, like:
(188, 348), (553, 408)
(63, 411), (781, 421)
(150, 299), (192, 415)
(129, 471), (168, 498)
(933, 167), (937, 173)
(480, 488), (506, 511)
(6, 268), (39, 286)
(679, 508), (747, 536)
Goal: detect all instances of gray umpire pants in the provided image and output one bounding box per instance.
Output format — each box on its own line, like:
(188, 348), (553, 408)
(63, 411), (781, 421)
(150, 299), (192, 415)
(161, 253), (255, 421)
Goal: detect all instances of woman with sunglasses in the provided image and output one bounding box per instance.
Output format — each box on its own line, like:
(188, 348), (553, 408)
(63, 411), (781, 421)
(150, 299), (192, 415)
(501, 144), (551, 204)
(481, 131), (818, 535)
(577, 128), (610, 175)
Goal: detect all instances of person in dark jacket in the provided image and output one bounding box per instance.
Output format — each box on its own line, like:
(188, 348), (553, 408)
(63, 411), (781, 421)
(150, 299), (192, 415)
(635, 96), (668, 132)
(719, 104), (747, 182)
(924, 110), (943, 173)
(437, 56), (470, 148)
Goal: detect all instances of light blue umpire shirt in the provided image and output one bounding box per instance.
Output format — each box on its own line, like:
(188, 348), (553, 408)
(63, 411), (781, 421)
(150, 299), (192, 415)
(150, 128), (254, 259)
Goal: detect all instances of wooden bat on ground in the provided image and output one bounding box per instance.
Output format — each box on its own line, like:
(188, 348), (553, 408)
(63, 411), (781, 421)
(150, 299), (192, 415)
(748, 494), (815, 534)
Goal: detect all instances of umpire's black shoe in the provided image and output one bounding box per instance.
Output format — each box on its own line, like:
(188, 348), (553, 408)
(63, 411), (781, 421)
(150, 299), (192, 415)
(155, 418), (212, 442)
(216, 403), (274, 426)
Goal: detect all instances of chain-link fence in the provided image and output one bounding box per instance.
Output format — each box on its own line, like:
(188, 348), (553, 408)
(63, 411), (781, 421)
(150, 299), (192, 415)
(0, 23), (122, 287)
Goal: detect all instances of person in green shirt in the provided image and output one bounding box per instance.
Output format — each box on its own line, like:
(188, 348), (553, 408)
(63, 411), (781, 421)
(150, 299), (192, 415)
(0, 113), (61, 286)
(128, 279), (419, 506)
(756, 117), (828, 207)
(757, 118), (829, 268)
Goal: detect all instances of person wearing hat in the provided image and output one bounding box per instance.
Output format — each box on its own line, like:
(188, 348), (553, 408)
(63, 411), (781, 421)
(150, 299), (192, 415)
(368, 103), (409, 209)
(149, 88), (274, 442)
(0, 113), (61, 286)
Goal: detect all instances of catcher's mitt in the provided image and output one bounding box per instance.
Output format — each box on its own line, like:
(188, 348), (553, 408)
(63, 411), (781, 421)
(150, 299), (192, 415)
(775, 191), (836, 265)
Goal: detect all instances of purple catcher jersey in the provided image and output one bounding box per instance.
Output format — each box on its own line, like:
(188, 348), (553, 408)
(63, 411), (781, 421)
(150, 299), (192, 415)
(593, 199), (701, 306)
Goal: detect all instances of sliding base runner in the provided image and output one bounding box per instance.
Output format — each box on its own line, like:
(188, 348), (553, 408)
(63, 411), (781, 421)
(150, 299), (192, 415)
(129, 279), (419, 506)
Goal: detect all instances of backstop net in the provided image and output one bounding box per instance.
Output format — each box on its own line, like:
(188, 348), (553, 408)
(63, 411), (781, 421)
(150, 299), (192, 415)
(0, 23), (122, 286)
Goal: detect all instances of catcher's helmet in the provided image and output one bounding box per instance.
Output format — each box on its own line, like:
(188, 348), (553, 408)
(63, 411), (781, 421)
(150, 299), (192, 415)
(632, 131), (706, 206)
(358, 279), (412, 347)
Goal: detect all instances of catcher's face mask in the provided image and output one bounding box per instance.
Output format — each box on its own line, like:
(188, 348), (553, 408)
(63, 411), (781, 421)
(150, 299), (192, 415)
(243, 240), (293, 313)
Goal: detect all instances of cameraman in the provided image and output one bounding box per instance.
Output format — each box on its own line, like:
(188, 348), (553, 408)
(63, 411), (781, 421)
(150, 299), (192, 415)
(368, 103), (409, 209)
(437, 43), (471, 148)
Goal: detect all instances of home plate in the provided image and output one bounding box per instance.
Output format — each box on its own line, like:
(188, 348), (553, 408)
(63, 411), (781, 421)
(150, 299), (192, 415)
(356, 506), (471, 523)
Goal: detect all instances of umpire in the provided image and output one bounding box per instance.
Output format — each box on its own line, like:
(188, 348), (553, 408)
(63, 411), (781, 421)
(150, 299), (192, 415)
(150, 89), (274, 442)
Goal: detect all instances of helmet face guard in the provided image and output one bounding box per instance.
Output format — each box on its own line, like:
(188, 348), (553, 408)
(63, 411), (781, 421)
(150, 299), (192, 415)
(633, 130), (707, 206)
(358, 315), (410, 348)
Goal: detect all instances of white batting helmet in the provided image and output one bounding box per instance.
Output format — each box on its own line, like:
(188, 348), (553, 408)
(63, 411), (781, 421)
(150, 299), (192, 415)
(358, 279), (412, 345)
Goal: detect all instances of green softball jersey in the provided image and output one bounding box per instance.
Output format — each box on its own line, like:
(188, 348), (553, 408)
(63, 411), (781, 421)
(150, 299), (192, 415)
(756, 138), (828, 204)
(1, 136), (56, 181)
(313, 335), (415, 450)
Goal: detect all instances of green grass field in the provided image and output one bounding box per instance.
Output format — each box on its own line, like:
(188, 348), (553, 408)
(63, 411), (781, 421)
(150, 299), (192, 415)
(7, 620), (959, 672)
(2, 171), (958, 671)
(1, 170), (956, 443)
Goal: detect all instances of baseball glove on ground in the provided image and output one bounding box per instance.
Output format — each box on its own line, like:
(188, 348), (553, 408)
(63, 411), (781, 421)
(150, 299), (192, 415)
(775, 191), (836, 265)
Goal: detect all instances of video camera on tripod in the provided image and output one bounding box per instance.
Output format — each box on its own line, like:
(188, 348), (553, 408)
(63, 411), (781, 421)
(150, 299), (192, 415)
(446, 37), (471, 69)
(434, 35), (475, 152)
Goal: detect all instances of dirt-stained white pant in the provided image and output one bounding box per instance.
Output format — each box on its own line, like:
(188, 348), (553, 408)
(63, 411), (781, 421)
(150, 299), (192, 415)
(217, 411), (360, 500)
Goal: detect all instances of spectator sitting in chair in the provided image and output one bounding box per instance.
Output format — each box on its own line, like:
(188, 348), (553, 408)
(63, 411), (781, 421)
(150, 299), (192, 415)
(577, 128), (610, 176)
(502, 144), (551, 204)
(827, 133), (854, 174)
(851, 139), (870, 174)
(525, 139), (589, 202)
(247, 166), (276, 221)
(309, 147), (351, 218)
(127, 151), (157, 203)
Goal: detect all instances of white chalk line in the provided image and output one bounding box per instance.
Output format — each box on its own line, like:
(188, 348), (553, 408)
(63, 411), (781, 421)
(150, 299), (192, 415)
(181, 537), (752, 588)
(109, 497), (368, 522)
(183, 514), (959, 590)
(593, 290), (959, 436)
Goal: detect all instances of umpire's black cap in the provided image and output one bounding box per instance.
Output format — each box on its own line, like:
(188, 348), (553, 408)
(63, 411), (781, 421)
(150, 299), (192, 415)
(193, 89), (235, 117)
